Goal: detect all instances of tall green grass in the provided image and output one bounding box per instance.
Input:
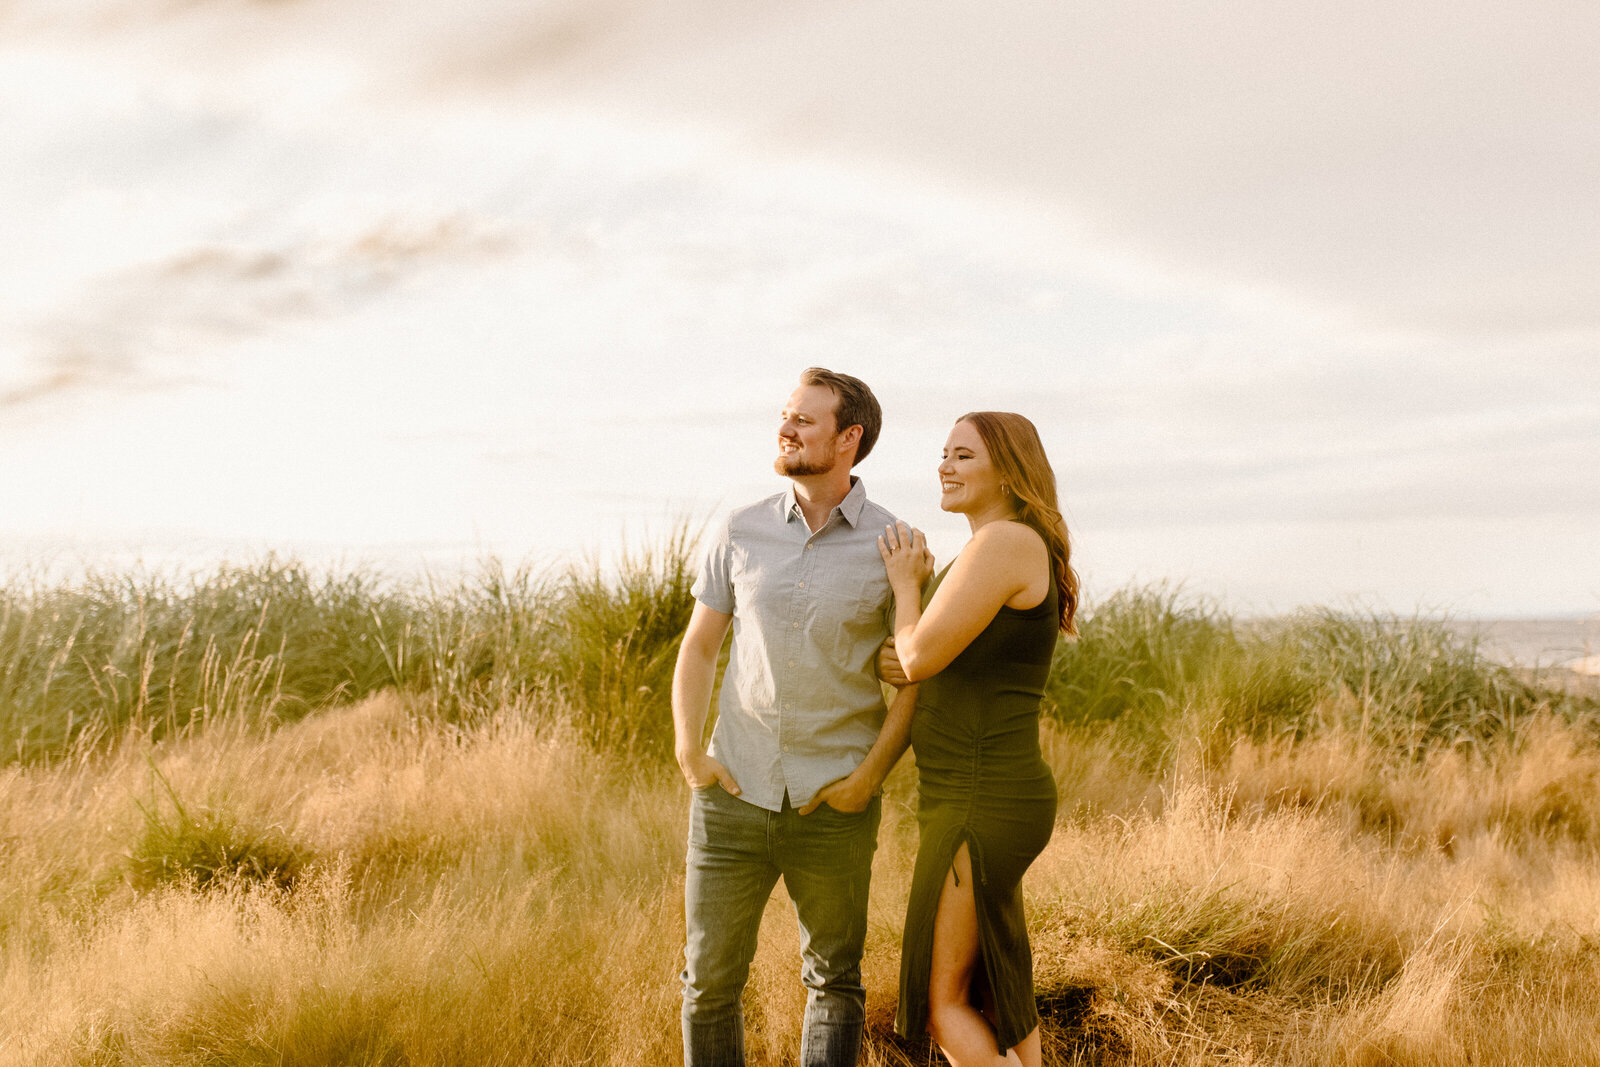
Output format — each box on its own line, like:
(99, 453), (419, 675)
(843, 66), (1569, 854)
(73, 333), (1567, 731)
(1044, 585), (1573, 757)
(0, 528), (699, 763)
(2, 540), (1590, 765)
(0, 559), (408, 760)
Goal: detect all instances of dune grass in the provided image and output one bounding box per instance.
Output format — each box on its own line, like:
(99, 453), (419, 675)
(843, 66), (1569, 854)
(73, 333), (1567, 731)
(1044, 585), (1560, 758)
(0, 528), (697, 763)
(6, 696), (1600, 1065)
(3, 544), (1600, 1065)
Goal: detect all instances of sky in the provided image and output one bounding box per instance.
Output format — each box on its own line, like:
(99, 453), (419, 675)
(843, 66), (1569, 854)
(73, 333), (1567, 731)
(1, 0), (1597, 617)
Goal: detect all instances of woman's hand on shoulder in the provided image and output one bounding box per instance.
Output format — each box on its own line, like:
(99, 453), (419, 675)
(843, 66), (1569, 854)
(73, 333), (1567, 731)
(878, 521), (934, 593)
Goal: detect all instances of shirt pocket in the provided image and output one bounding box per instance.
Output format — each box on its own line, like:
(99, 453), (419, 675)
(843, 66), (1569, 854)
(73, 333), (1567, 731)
(812, 576), (890, 672)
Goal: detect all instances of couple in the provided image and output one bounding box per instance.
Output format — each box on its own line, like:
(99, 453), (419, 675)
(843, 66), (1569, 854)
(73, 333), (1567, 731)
(672, 368), (1080, 1067)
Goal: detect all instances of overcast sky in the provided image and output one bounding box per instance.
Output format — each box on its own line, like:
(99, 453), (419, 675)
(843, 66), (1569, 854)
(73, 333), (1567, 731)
(1, 0), (1596, 616)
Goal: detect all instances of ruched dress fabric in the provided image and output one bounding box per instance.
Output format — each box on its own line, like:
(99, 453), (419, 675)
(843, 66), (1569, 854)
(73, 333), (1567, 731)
(894, 566), (1059, 1053)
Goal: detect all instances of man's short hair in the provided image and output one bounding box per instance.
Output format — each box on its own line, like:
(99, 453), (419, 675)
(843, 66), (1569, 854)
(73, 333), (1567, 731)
(799, 367), (882, 465)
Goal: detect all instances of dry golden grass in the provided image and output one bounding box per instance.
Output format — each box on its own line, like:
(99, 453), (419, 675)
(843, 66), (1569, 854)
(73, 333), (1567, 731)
(5, 696), (1600, 1065)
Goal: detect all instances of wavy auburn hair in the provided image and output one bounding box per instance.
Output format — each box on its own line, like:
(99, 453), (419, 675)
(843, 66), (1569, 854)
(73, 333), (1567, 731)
(958, 411), (1080, 636)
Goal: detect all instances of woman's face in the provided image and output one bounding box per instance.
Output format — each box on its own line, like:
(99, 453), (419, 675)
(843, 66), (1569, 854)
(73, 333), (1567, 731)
(938, 420), (1004, 515)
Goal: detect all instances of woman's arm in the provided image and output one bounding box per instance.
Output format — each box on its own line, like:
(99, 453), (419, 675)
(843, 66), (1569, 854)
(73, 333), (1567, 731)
(881, 520), (1047, 682)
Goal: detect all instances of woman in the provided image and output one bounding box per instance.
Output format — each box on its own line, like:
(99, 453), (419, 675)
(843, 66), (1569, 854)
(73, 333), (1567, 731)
(879, 411), (1079, 1067)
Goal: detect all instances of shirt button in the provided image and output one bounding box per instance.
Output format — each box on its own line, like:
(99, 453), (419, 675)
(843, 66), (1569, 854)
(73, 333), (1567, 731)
(797, 581), (805, 589)
(792, 622), (799, 629)
(805, 544), (813, 551)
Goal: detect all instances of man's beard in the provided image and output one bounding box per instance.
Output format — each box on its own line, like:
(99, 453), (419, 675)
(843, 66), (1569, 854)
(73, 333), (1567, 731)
(774, 452), (836, 478)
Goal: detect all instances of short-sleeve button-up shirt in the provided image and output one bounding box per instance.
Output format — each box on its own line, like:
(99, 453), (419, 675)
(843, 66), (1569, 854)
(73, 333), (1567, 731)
(691, 478), (897, 812)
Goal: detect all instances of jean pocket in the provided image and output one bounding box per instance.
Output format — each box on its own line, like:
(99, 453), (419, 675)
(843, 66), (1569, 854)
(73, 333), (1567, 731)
(815, 798), (871, 817)
(802, 796), (882, 840)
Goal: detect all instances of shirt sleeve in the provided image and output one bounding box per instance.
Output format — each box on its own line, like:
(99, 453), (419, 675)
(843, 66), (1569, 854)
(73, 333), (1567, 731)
(690, 514), (736, 614)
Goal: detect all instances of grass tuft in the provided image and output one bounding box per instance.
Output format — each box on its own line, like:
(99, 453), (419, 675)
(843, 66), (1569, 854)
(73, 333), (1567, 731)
(126, 768), (307, 892)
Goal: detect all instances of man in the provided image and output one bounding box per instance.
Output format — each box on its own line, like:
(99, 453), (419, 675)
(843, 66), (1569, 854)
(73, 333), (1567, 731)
(673, 367), (917, 1067)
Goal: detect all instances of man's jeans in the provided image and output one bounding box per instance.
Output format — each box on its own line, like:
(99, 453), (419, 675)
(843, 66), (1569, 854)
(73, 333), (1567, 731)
(682, 784), (882, 1067)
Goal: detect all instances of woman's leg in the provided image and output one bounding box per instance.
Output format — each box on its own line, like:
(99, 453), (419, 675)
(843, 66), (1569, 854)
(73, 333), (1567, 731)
(925, 842), (1040, 1067)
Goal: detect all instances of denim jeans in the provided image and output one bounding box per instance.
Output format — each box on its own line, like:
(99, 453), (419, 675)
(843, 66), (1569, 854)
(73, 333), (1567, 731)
(682, 785), (882, 1067)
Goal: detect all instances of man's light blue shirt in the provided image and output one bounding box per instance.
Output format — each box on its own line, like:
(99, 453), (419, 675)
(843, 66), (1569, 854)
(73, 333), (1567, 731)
(691, 478), (897, 812)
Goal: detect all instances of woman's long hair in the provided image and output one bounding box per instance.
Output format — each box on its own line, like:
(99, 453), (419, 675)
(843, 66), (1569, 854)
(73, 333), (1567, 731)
(958, 411), (1080, 636)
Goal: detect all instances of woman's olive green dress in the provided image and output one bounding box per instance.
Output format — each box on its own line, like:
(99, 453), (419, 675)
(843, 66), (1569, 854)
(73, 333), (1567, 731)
(895, 566), (1059, 1052)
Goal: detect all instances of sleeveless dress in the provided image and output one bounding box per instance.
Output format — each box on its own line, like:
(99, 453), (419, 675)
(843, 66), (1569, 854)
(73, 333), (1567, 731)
(894, 564), (1059, 1052)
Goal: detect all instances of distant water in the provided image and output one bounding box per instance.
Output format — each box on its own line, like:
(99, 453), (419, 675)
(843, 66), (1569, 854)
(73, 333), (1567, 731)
(1445, 617), (1600, 670)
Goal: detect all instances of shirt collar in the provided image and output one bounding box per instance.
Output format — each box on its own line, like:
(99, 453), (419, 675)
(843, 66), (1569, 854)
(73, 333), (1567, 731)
(781, 477), (868, 527)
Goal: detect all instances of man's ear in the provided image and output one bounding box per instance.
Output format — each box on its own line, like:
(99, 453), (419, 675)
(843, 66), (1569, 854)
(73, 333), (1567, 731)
(836, 423), (863, 458)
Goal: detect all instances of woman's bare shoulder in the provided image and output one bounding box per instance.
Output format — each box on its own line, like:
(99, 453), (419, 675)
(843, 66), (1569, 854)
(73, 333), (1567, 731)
(957, 521), (1047, 583)
(968, 519), (1047, 554)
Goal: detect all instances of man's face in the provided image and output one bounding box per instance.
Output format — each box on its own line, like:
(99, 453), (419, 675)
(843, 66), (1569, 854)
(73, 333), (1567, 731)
(775, 384), (847, 478)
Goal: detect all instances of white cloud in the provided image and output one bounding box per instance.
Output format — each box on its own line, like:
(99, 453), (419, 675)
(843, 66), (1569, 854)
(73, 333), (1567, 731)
(19, 0), (1599, 332)
(2, 0), (1596, 615)
(445, 0), (1600, 338)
